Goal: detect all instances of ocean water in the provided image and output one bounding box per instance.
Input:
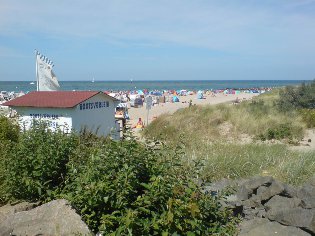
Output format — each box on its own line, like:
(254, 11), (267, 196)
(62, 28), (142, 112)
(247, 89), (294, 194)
(0, 80), (310, 93)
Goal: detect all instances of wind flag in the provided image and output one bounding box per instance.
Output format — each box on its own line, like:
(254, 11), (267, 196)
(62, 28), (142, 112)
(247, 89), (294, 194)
(35, 50), (60, 91)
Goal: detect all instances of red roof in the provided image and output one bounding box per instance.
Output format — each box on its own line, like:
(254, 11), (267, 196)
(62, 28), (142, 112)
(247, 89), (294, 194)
(3, 91), (118, 108)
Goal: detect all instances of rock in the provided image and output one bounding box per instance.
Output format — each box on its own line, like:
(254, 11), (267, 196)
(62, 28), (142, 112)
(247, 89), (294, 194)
(281, 183), (298, 198)
(202, 178), (235, 196)
(237, 185), (253, 201)
(239, 217), (270, 234)
(242, 205), (266, 220)
(0, 199), (92, 236)
(298, 184), (315, 209)
(0, 202), (38, 224)
(239, 219), (311, 236)
(251, 180), (284, 203)
(265, 196), (302, 219)
(268, 207), (315, 234)
(256, 186), (268, 195)
(242, 176), (274, 191)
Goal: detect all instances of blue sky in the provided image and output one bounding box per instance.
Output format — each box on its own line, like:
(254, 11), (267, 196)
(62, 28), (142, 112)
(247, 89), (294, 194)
(0, 0), (314, 81)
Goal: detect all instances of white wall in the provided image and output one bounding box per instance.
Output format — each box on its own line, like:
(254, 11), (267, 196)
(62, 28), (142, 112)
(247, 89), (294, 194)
(72, 93), (118, 137)
(14, 107), (73, 133)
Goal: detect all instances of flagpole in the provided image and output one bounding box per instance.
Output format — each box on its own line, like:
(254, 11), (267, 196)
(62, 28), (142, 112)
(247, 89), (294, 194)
(35, 50), (39, 91)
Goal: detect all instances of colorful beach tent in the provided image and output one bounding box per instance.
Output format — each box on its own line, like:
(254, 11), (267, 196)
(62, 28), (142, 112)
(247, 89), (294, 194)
(197, 90), (204, 99)
(137, 90), (144, 95)
(173, 96), (179, 102)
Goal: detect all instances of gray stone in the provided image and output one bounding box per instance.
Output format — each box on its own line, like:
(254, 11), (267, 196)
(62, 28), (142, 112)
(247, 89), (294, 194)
(281, 183), (298, 198)
(237, 185), (253, 201)
(202, 178), (235, 196)
(242, 199), (262, 208)
(239, 217), (270, 234)
(239, 220), (311, 236)
(268, 207), (315, 234)
(0, 199), (92, 236)
(257, 186), (268, 195)
(0, 202), (38, 224)
(298, 184), (315, 209)
(265, 196), (302, 219)
(251, 180), (284, 202)
(242, 205), (266, 220)
(242, 176), (274, 191)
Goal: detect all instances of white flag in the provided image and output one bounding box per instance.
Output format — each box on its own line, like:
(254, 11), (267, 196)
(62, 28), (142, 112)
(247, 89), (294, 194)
(36, 51), (60, 91)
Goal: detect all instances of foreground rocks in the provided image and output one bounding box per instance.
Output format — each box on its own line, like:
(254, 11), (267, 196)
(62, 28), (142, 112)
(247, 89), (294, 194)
(1, 176), (314, 235)
(0, 199), (91, 235)
(204, 176), (315, 235)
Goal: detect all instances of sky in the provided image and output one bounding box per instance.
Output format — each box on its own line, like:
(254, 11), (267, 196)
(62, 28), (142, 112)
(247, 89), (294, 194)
(0, 0), (315, 81)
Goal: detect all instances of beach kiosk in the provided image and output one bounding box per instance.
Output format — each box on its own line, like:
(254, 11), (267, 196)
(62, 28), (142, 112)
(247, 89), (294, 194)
(3, 91), (120, 138)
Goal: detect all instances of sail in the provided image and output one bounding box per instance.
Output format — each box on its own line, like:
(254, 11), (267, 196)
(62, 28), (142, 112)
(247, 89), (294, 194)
(36, 51), (60, 91)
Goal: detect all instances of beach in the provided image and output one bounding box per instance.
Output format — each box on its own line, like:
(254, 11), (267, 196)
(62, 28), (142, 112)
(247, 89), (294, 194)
(128, 92), (259, 127)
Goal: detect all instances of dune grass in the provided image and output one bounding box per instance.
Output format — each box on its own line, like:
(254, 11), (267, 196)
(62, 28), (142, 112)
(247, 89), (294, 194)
(143, 91), (314, 185)
(183, 143), (315, 186)
(144, 92), (305, 144)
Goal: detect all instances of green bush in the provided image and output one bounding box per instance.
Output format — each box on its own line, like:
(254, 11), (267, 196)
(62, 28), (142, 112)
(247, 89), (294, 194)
(0, 116), (20, 205)
(56, 137), (237, 234)
(1, 122), (237, 234)
(300, 109), (315, 128)
(4, 122), (77, 201)
(276, 80), (315, 112)
(0, 115), (19, 143)
(257, 123), (303, 141)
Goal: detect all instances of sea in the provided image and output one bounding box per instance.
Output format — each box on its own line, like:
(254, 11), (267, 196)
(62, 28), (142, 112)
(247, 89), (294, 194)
(0, 80), (311, 93)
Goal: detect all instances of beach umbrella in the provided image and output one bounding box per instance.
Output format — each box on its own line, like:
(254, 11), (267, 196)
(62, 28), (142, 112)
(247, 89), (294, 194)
(197, 90), (204, 99)
(137, 90), (144, 95)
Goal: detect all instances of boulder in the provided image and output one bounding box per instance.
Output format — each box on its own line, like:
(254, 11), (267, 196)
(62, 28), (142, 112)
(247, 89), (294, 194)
(242, 176), (274, 191)
(267, 207), (315, 234)
(0, 202), (38, 224)
(236, 185), (253, 201)
(298, 184), (315, 209)
(281, 183), (298, 198)
(265, 196), (302, 220)
(0, 199), (92, 236)
(239, 219), (311, 236)
(256, 186), (268, 195)
(239, 217), (270, 234)
(250, 180), (284, 203)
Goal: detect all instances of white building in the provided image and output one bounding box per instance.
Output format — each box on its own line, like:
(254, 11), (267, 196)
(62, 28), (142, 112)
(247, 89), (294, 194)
(4, 91), (120, 138)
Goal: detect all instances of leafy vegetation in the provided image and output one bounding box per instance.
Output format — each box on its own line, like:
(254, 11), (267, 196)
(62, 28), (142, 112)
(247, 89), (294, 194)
(4, 122), (77, 202)
(300, 109), (315, 128)
(276, 80), (315, 111)
(0, 119), (237, 235)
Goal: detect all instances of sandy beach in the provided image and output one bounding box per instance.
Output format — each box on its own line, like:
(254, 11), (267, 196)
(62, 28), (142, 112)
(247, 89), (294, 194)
(128, 92), (259, 127)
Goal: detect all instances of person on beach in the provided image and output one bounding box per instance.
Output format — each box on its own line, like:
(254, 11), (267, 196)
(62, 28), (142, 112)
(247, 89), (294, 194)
(133, 117), (144, 129)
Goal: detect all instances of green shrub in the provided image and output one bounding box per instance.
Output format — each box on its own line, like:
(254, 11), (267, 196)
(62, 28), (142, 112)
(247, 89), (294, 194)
(0, 122), (237, 234)
(258, 123), (303, 141)
(0, 116), (19, 204)
(0, 116), (19, 143)
(56, 137), (237, 234)
(276, 80), (315, 112)
(300, 109), (315, 128)
(4, 122), (77, 201)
